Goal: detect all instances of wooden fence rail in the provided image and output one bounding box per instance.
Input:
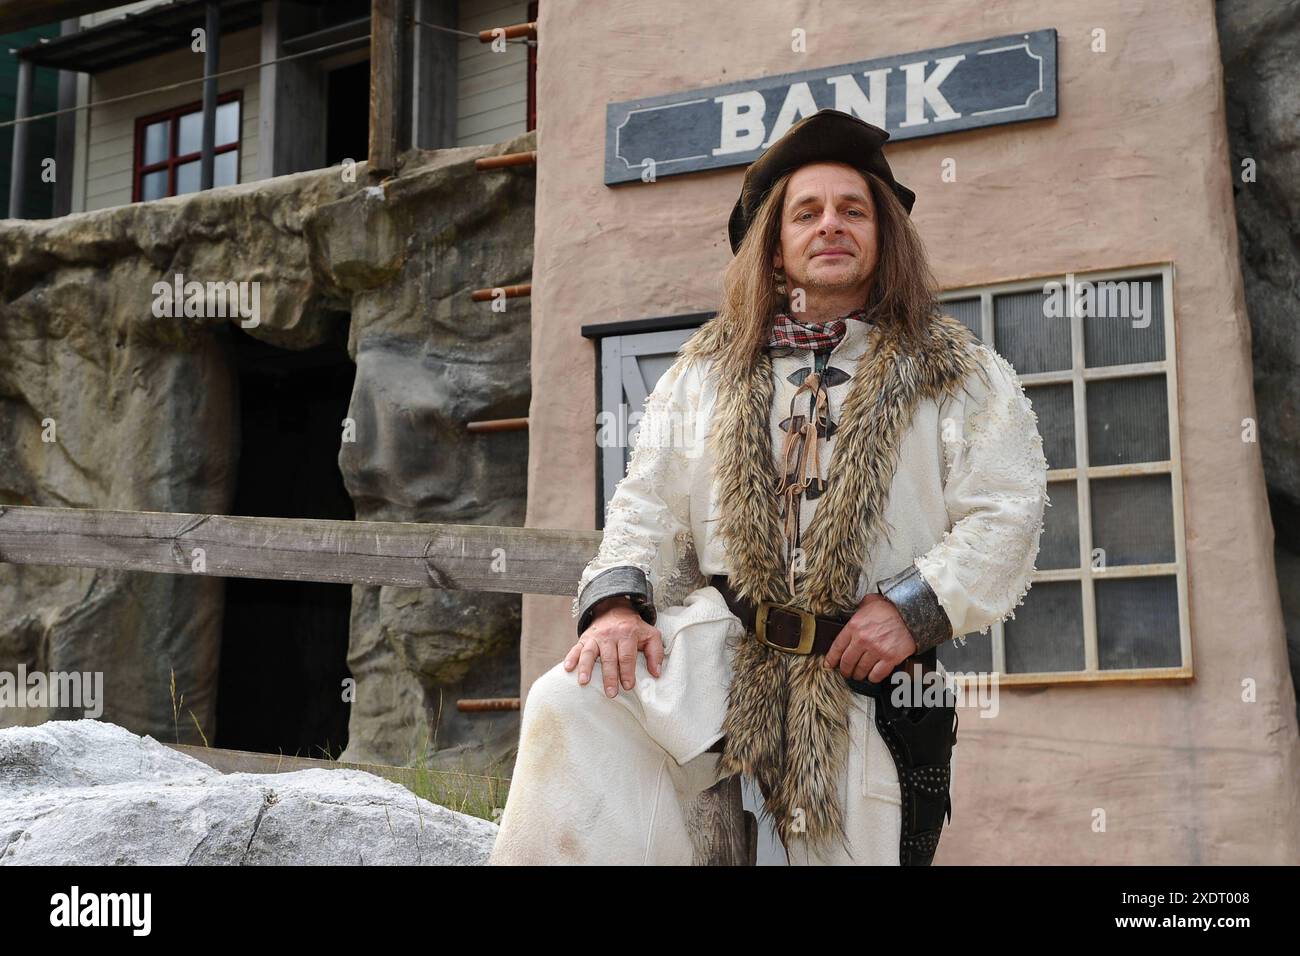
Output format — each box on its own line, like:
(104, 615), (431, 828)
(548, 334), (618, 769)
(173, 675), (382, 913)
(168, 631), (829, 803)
(0, 503), (758, 864)
(0, 505), (599, 594)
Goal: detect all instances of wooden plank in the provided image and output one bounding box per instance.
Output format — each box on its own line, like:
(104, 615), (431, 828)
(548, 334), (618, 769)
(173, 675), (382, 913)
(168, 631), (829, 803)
(166, 743), (507, 810)
(0, 505), (600, 596)
(368, 0), (400, 175)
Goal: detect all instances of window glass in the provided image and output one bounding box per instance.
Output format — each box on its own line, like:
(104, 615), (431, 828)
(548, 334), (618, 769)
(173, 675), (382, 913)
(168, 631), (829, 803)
(178, 111), (203, 156)
(1096, 577), (1181, 668)
(1003, 580), (1086, 673)
(1086, 375), (1170, 465)
(1090, 475), (1176, 567)
(141, 169), (168, 200)
(175, 160), (201, 195)
(1084, 275), (1165, 367)
(216, 100), (240, 146)
(995, 289), (1071, 374)
(1025, 383), (1075, 469)
(143, 120), (170, 165)
(215, 149), (239, 187)
(1037, 480), (1079, 570)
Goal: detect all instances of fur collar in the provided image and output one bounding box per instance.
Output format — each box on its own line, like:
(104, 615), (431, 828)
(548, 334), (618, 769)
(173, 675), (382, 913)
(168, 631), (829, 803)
(681, 312), (983, 855)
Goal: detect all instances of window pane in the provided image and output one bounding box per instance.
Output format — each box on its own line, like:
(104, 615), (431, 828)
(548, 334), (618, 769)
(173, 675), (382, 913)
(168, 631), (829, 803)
(215, 149), (239, 186)
(143, 120), (170, 165)
(1084, 274), (1165, 367)
(942, 297), (981, 339)
(1003, 580), (1085, 673)
(994, 289), (1071, 374)
(141, 169), (168, 200)
(1096, 576), (1181, 668)
(1086, 375), (1170, 465)
(1025, 383), (1075, 469)
(1038, 480), (1078, 569)
(937, 631), (993, 673)
(215, 99), (240, 145)
(178, 110), (202, 155)
(1090, 475), (1175, 567)
(175, 160), (200, 195)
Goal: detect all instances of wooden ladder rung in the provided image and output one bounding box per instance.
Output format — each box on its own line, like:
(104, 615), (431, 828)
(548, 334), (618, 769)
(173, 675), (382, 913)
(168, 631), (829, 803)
(458, 697), (521, 712)
(466, 417), (528, 433)
(475, 151), (537, 170)
(470, 283), (531, 301)
(477, 21), (536, 42)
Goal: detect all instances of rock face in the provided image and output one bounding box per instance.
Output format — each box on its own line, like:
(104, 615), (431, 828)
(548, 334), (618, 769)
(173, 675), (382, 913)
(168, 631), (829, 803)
(1216, 0), (1300, 720)
(0, 720), (497, 865)
(0, 131), (535, 773)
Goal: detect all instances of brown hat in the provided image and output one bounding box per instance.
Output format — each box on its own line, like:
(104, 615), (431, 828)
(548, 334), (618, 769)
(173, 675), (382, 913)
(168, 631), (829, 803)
(727, 109), (916, 255)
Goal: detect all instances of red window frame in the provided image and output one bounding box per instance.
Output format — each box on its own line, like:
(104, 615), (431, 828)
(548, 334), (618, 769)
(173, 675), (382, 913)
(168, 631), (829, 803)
(132, 89), (243, 202)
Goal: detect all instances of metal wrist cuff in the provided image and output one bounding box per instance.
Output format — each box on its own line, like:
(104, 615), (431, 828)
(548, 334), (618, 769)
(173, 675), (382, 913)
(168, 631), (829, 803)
(575, 566), (656, 636)
(876, 564), (953, 654)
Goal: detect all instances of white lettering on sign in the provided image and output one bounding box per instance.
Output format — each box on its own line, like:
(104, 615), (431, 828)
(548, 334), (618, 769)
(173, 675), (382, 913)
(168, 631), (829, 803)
(713, 90), (767, 156)
(899, 55), (965, 128)
(763, 81), (820, 147)
(826, 68), (893, 127)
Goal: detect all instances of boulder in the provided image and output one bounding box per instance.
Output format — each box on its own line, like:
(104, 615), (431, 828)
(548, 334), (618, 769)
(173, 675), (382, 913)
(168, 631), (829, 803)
(0, 719), (497, 865)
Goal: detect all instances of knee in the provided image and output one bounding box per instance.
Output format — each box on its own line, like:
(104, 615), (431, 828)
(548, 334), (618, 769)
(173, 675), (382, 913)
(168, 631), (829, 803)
(523, 661), (604, 722)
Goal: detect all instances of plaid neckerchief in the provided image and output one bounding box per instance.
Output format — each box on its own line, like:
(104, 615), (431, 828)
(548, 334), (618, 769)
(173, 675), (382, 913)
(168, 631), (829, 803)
(767, 307), (871, 352)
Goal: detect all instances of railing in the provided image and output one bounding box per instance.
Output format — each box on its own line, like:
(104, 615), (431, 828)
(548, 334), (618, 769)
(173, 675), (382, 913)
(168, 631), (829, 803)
(0, 504), (756, 864)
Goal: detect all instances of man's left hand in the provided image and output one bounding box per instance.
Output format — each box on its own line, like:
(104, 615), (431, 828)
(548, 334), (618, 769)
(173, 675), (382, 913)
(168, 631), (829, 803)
(824, 593), (918, 683)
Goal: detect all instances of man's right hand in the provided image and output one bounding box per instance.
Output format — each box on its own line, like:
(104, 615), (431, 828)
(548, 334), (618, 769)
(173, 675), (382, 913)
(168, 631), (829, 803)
(564, 595), (664, 697)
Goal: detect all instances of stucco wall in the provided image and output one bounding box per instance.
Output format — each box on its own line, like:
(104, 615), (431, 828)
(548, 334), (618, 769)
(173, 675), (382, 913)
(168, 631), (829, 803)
(522, 0), (1299, 863)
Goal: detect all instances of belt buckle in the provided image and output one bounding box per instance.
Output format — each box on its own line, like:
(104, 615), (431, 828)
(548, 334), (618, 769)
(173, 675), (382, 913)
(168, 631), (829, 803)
(754, 601), (817, 655)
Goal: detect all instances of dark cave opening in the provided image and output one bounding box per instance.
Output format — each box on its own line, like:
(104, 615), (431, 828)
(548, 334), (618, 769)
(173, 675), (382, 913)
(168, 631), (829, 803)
(214, 321), (356, 759)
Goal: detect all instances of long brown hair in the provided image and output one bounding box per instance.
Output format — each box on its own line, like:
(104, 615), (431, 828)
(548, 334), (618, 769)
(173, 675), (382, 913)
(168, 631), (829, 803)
(682, 164), (941, 382)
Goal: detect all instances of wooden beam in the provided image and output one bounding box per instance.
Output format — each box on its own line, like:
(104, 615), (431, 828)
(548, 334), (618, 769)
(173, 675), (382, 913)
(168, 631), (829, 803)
(166, 743), (507, 806)
(470, 283), (531, 302)
(474, 151), (537, 171)
(466, 417), (528, 433)
(457, 698), (520, 712)
(0, 505), (599, 595)
(368, 0), (401, 176)
(0, 0), (124, 33)
(476, 21), (536, 42)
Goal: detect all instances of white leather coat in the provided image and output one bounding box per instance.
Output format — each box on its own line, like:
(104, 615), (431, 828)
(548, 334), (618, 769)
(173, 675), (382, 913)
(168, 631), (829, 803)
(571, 317), (1050, 650)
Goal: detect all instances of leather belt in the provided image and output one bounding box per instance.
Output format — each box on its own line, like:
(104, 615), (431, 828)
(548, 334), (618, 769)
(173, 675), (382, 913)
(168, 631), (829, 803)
(708, 573), (937, 698)
(707, 573), (955, 865)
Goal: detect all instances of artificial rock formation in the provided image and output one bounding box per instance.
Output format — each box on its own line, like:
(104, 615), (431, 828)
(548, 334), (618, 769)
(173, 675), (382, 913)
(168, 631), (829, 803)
(1217, 0), (1300, 720)
(0, 720), (497, 865)
(0, 130), (535, 775)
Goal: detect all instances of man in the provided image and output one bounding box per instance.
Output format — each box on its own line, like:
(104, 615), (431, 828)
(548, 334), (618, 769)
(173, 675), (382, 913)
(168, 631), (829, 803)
(490, 109), (1049, 865)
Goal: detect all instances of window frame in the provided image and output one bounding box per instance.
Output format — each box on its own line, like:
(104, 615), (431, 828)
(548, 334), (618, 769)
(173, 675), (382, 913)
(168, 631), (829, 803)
(939, 262), (1192, 687)
(132, 89), (243, 203)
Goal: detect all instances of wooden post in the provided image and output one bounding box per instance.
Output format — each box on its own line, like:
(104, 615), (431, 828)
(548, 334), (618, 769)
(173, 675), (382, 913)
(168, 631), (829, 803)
(688, 775), (756, 865)
(368, 0), (401, 176)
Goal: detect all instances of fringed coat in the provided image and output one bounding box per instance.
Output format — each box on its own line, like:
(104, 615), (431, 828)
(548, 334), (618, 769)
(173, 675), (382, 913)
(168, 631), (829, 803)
(570, 312), (1050, 851)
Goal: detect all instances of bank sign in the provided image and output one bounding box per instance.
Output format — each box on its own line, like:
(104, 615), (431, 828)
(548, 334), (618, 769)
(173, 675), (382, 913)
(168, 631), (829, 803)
(604, 29), (1056, 185)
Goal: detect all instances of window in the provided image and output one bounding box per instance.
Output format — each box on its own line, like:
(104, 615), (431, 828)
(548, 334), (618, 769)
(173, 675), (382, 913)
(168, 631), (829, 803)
(133, 91), (242, 202)
(593, 320), (705, 520)
(938, 264), (1191, 685)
